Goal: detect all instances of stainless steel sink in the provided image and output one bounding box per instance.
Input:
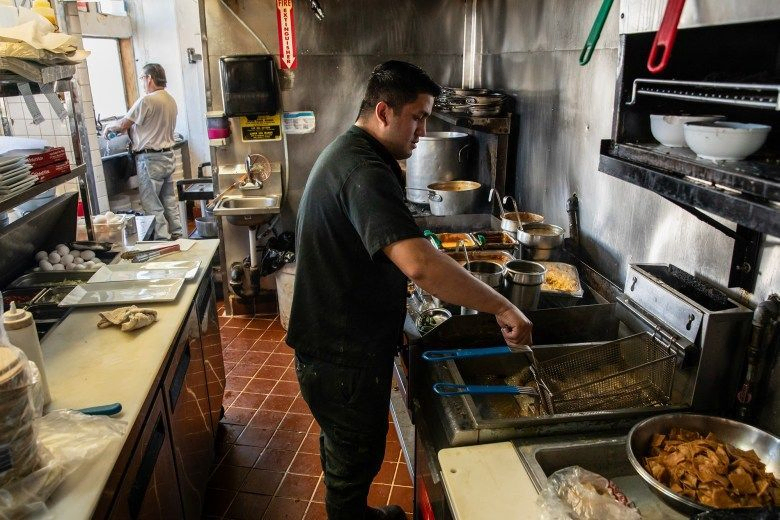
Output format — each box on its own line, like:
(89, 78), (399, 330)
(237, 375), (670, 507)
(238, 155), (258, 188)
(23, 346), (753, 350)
(515, 437), (686, 519)
(211, 189), (281, 226)
(217, 195), (279, 210)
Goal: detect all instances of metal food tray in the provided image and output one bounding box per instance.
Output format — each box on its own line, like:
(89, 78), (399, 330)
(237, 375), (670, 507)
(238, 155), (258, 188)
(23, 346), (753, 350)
(446, 250), (515, 267)
(537, 261), (584, 307)
(427, 231), (479, 251)
(471, 230), (518, 250)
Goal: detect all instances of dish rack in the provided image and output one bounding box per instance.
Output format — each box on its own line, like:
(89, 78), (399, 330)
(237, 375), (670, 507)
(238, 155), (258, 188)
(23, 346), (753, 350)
(531, 332), (676, 414)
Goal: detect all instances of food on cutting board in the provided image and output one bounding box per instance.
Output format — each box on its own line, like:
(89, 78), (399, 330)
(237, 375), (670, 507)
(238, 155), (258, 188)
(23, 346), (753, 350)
(643, 427), (780, 508)
(541, 264), (578, 293)
(34, 244), (103, 272)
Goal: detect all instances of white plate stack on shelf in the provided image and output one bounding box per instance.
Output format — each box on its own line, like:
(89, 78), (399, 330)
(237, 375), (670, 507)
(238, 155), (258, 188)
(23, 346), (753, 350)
(0, 155), (35, 202)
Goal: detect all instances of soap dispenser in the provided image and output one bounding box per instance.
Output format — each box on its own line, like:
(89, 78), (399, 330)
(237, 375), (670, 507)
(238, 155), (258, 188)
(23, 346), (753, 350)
(3, 301), (51, 404)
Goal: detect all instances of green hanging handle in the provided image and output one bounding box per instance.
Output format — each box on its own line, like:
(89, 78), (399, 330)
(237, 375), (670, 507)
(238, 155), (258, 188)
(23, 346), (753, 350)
(580, 0), (614, 65)
(423, 229), (442, 249)
(475, 233), (487, 247)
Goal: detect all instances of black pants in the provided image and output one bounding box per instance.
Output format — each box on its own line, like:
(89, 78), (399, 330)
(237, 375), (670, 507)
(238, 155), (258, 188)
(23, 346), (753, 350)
(295, 352), (393, 520)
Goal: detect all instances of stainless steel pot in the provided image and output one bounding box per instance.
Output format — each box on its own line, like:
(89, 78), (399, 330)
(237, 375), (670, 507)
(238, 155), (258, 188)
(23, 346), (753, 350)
(405, 132), (472, 203)
(517, 223), (564, 260)
(427, 180), (481, 216)
(502, 260), (546, 310)
(461, 259), (505, 315)
(195, 217), (218, 238)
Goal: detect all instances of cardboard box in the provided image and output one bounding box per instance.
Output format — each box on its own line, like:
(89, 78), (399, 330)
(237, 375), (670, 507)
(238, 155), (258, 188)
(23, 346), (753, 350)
(25, 147), (67, 169)
(31, 160), (71, 183)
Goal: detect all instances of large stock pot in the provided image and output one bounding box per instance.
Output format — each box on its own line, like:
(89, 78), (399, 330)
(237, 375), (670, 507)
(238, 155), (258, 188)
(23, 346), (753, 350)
(406, 132), (473, 203)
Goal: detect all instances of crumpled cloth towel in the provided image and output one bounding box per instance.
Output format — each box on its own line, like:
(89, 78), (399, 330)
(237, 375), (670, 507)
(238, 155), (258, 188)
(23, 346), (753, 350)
(97, 306), (158, 332)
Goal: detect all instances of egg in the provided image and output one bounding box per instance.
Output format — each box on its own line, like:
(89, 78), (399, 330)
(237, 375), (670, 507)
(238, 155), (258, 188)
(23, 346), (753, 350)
(52, 263), (64, 270)
(64, 263), (76, 270)
(84, 261), (95, 268)
(56, 244), (70, 256)
(35, 251), (48, 261)
(73, 257), (84, 264)
(47, 252), (61, 263)
(74, 264), (85, 270)
(61, 254), (74, 265)
(39, 260), (53, 270)
(80, 250), (96, 260)
(71, 250), (81, 258)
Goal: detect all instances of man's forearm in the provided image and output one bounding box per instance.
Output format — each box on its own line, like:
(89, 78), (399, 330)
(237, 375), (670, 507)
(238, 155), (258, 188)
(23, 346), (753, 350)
(385, 237), (514, 315)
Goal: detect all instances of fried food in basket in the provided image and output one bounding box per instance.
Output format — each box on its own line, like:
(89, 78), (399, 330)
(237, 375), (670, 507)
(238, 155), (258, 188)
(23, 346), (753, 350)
(643, 427), (780, 508)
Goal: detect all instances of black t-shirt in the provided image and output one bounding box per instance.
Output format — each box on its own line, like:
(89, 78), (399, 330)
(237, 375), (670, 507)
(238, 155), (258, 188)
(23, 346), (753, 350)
(286, 126), (421, 367)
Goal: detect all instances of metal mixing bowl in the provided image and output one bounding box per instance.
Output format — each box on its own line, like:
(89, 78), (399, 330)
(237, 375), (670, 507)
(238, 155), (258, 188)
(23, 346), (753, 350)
(626, 413), (780, 515)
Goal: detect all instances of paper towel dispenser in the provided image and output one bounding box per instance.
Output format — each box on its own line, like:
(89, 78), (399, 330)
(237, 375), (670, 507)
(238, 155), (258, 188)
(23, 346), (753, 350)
(219, 55), (280, 117)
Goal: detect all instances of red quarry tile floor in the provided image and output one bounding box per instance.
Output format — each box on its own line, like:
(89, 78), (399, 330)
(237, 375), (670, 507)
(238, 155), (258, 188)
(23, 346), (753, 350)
(204, 303), (413, 519)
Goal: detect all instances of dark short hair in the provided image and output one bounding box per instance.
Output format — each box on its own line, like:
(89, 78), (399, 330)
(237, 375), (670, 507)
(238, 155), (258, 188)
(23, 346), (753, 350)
(357, 61), (441, 119)
(142, 63), (167, 87)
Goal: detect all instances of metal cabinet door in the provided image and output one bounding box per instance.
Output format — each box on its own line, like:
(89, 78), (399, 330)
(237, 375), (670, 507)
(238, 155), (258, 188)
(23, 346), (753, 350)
(197, 275), (226, 433)
(108, 392), (182, 520)
(164, 307), (214, 520)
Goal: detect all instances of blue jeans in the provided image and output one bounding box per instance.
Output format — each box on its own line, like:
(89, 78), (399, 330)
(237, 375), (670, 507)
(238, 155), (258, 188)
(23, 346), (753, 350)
(295, 352), (393, 520)
(136, 151), (182, 239)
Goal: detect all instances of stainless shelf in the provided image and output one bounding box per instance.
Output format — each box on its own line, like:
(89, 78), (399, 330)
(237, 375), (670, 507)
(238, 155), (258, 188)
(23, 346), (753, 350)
(0, 57), (75, 84)
(628, 78), (780, 111)
(0, 164), (86, 214)
(432, 110), (511, 134)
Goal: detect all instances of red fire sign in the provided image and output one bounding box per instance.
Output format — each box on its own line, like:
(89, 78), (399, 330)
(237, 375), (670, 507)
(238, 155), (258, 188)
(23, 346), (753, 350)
(276, 0), (297, 70)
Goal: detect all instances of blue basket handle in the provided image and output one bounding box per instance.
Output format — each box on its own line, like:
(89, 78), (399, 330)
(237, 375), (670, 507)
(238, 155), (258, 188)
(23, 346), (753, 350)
(422, 346), (513, 361)
(433, 383), (538, 397)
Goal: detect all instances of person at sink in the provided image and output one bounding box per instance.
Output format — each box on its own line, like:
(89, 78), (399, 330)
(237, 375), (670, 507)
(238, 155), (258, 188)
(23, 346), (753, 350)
(102, 63), (182, 240)
(287, 60), (533, 520)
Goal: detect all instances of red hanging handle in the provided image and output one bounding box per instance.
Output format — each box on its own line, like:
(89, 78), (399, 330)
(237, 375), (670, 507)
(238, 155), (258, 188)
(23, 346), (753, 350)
(647, 0), (686, 74)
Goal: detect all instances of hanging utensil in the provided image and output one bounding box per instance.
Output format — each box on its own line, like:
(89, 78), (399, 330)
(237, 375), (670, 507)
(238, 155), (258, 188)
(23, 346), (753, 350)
(488, 188), (506, 217)
(502, 195), (523, 230)
(647, 0), (686, 74)
(457, 240), (471, 270)
(580, 0), (614, 66)
(433, 382), (539, 397)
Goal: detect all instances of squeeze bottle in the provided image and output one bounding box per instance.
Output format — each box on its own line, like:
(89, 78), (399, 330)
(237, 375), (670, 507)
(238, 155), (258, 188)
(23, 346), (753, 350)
(3, 301), (51, 404)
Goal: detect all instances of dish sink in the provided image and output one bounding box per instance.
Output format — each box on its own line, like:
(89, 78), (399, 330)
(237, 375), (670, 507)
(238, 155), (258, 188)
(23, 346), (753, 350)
(515, 437), (685, 519)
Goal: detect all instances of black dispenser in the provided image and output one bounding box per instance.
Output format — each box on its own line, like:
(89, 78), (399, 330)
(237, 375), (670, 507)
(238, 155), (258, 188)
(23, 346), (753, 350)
(219, 55), (280, 117)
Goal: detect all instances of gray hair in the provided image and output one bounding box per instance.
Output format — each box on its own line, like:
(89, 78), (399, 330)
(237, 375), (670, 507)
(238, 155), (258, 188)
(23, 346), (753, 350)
(142, 63), (167, 87)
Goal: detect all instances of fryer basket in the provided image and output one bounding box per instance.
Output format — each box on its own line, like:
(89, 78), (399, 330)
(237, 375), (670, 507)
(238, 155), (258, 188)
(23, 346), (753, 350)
(534, 332), (676, 414)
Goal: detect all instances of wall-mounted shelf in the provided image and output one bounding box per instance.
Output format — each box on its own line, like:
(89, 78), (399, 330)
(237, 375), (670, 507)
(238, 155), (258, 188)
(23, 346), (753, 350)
(599, 140), (779, 236)
(627, 78), (780, 111)
(0, 164), (86, 215)
(432, 110), (511, 134)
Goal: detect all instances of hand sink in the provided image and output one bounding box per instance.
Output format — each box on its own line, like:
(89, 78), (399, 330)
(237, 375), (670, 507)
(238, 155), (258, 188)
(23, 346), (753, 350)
(212, 192), (281, 226)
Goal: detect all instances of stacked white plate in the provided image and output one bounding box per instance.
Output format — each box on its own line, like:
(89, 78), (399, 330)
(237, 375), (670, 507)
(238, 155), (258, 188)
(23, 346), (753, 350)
(0, 155), (35, 202)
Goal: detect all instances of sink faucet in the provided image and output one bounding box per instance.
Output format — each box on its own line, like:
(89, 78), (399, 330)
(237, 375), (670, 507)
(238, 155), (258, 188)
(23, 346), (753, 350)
(244, 154), (266, 189)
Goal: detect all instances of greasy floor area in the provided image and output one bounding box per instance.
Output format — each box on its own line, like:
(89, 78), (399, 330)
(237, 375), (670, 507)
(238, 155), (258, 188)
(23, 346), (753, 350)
(203, 303), (414, 519)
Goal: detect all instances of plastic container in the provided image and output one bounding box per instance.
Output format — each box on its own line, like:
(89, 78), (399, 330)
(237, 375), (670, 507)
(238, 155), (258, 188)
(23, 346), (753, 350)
(274, 262), (296, 330)
(76, 214), (127, 244)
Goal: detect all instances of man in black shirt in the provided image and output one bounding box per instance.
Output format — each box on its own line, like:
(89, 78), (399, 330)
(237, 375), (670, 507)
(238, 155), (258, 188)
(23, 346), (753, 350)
(287, 61), (532, 520)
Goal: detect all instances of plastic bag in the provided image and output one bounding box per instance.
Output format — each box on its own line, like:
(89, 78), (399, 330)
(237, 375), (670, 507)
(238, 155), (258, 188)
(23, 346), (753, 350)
(537, 466), (641, 520)
(259, 231), (295, 276)
(0, 410), (126, 520)
(0, 296), (126, 519)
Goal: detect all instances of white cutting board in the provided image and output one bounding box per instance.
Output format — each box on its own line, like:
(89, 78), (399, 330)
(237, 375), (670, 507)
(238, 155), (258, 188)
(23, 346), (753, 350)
(438, 442), (541, 520)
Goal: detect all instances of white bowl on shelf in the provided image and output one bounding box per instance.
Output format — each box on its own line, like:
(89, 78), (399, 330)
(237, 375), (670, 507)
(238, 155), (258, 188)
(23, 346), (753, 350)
(649, 114), (724, 147)
(683, 121), (771, 161)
